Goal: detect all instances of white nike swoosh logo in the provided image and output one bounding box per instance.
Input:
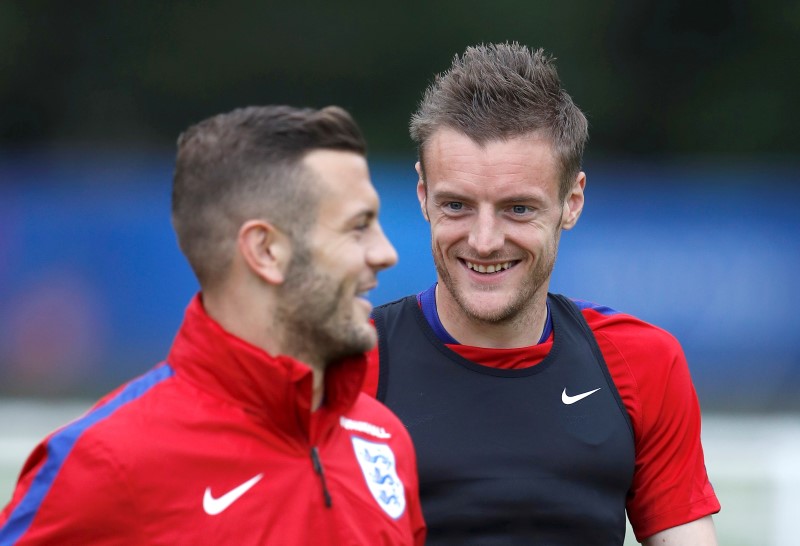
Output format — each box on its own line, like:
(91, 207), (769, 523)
(203, 473), (263, 515)
(562, 387), (601, 405)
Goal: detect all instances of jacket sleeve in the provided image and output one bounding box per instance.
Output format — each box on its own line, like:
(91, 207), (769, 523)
(0, 431), (141, 544)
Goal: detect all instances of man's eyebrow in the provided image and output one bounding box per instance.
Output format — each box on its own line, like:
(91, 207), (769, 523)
(350, 208), (377, 222)
(500, 194), (546, 205)
(430, 189), (545, 204)
(429, 190), (469, 202)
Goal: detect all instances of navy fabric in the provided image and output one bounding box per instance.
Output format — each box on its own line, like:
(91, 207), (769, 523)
(417, 283), (553, 345)
(373, 294), (634, 545)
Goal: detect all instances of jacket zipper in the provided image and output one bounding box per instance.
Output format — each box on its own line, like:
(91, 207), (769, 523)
(310, 446), (333, 508)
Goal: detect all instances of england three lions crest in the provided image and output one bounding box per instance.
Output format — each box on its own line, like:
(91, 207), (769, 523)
(351, 436), (406, 519)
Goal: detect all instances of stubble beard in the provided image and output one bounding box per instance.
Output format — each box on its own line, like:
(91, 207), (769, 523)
(276, 244), (374, 367)
(433, 232), (560, 327)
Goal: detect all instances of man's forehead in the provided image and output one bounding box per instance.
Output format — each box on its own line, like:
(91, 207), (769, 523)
(426, 127), (553, 149)
(301, 149), (370, 188)
(418, 128), (564, 202)
(423, 129), (558, 174)
(421, 128), (558, 173)
(303, 151), (378, 216)
(301, 148), (367, 173)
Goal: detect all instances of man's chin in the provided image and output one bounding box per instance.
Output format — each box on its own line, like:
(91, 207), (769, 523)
(457, 297), (520, 324)
(340, 326), (378, 356)
(357, 327), (378, 351)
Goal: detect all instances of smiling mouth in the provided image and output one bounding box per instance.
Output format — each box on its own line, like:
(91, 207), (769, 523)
(356, 284), (376, 298)
(462, 260), (518, 274)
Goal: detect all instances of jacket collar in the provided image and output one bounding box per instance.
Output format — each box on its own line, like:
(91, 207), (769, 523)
(166, 294), (367, 438)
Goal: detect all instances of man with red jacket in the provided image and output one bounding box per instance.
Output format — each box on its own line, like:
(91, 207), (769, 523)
(0, 105), (426, 545)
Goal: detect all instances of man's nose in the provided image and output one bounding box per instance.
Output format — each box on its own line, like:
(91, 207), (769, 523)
(368, 222), (398, 271)
(468, 209), (504, 256)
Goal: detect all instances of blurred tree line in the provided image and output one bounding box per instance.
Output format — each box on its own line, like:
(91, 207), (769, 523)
(1, 0), (797, 158)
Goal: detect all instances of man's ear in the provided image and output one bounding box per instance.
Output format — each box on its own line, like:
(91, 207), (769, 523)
(415, 161), (429, 222)
(237, 220), (292, 284)
(561, 171), (586, 231)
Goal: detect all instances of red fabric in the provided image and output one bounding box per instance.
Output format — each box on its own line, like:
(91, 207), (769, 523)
(363, 306), (719, 541)
(2, 295), (426, 545)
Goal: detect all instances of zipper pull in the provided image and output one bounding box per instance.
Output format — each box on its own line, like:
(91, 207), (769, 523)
(310, 446), (333, 508)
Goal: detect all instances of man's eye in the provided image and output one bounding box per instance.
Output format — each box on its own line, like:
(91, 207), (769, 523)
(511, 205), (529, 214)
(445, 202), (463, 211)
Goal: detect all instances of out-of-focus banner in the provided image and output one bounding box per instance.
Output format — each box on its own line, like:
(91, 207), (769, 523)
(1, 154), (798, 410)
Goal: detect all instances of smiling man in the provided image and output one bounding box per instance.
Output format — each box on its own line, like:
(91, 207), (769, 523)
(0, 106), (426, 545)
(363, 43), (720, 545)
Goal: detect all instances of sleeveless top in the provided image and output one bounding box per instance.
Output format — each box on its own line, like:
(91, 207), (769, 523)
(372, 293), (635, 545)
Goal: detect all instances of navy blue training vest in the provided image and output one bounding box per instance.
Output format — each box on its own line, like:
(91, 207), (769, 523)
(373, 293), (635, 546)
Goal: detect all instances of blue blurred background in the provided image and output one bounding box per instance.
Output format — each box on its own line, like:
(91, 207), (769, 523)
(2, 154), (798, 411)
(1, 1), (799, 412)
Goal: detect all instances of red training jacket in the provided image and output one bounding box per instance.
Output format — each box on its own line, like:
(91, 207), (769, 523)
(1, 295), (426, 545)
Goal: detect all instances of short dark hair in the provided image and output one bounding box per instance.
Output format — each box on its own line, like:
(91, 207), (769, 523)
(410, 42), (588, 198)
(172, 105), (366, 288)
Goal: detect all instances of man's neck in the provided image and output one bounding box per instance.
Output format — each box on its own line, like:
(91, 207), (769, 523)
(203, 288), (326, 410)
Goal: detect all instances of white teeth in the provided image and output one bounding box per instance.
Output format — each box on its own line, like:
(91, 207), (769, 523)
(466, 261), (512, 274)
